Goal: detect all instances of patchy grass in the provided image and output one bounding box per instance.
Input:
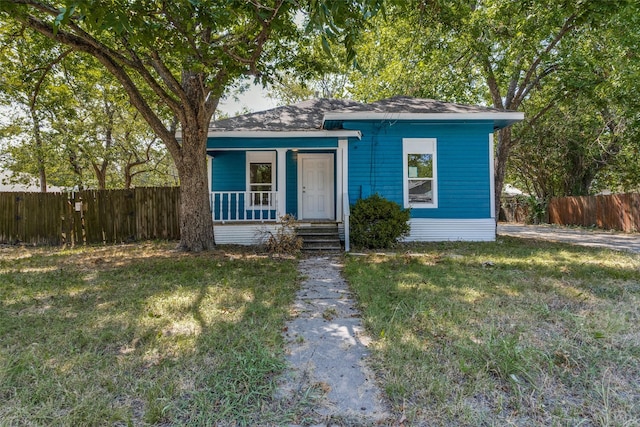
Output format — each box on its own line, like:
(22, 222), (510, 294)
(344, 237), (640, 426)
(0, 242), (303, 426)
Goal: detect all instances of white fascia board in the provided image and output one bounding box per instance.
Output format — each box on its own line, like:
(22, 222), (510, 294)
(207, 130), (362, 139)
(323, 112), (524, 123)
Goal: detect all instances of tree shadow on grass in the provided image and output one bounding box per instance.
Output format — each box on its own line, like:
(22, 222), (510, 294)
(0, 245), (305, 426)
(344, 239), (640, 426)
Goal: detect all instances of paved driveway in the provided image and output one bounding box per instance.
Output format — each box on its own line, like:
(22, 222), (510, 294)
(497, 224), (640, 254)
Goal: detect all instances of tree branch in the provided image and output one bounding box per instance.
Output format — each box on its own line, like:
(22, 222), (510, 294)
(28, 48), (72, 111)
(480, 55), (504, 109)
(514, 14), (577, 106)
(15, 12), (182, 159)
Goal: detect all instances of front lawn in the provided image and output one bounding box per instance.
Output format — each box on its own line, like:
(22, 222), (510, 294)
(0, 243), (300, 426)
(344, 237), (640, 426)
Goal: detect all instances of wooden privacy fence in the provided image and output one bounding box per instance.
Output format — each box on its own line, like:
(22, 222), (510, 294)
(0, 187), (180, 245)
(548, 193), (640, 232)
(500, 197), (529, 223)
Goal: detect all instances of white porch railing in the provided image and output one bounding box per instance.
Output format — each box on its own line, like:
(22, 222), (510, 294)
(210, 191), (279, 222)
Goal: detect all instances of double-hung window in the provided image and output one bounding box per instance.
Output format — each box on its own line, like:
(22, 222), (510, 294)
(403, 138), (438, 208)
(246, 151), (275, 206)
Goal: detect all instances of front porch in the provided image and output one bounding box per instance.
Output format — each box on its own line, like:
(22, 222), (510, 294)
(209, 191), (349, 250)
(207, 139), (353, 248)
(210, 191), (280, 222)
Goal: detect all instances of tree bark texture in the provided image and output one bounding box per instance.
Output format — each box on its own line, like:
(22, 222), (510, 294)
(175, 127), (215, 251)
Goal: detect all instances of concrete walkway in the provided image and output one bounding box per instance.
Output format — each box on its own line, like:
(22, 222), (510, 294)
(498, 223), (640, 254)
(278, 256), (391, 425)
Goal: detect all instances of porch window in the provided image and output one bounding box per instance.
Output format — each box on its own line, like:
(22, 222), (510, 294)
(403, 138), (438, 208)
(246, 151), (275, 206)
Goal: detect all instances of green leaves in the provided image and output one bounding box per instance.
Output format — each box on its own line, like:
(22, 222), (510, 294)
(53, 5), (75, 35)
(350, 194), (411, 249)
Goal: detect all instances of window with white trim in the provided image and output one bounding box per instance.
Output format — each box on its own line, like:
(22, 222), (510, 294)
(403, 138), (437, 208)
(246, 151), (275, 206)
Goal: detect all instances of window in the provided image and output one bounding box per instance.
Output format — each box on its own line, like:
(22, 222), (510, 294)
(246, 151), (275, 206)
(403, 138), (437, 208)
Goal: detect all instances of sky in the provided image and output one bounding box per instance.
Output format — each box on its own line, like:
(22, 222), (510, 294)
(216, 83), (277, 116)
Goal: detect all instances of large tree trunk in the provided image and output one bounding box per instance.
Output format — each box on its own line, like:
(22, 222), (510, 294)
(175, 126), (215, 251)
(92, 163), (107, 189)
(124, 167), (133, 189)
(171, 70), (216, 251)
(30, 109), (47, 192)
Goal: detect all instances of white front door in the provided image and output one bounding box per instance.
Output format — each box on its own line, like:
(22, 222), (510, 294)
(299, 153), (334, 220)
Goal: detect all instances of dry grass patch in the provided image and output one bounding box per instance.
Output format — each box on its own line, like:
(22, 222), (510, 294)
(0, 242), (304, 425)
(344, 237), (640, 426)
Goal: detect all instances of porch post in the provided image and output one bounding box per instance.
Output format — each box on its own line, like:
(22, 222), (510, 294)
(276, 148), (287, 221)
(336, 146), (343, 222)
(339, 139), (350, 251)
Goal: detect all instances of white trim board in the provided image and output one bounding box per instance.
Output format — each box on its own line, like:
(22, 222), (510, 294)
(403, 218), (496, 242)
(323, 111), (524, 123)
(403, 138), (438, 209)
(206, 130), (362, 139)
(207, 146), (343, 153)
(489, 133), (496, 219)
(214, 224), (283, 246)
(212, 219), (495, 245)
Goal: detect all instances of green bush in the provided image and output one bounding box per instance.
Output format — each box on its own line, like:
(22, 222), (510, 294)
(350, 194), (410, 249)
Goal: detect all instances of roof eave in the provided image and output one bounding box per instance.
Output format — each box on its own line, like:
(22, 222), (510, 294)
(322, 111), (525, 127)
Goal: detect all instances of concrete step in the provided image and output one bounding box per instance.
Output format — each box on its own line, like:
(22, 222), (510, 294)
(302, 244), (342, 251)
(297, 227), (339, 235)
(297, 225), (342, 252)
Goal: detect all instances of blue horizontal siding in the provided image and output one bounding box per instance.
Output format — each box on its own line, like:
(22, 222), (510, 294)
(208, 123), (495, 221)
(346, 121), (493, 219)
(286, 150), (298, 216)
(211, 151), (245, 191)
(207, 137), (340, 150)
(209, 138), (342, 219)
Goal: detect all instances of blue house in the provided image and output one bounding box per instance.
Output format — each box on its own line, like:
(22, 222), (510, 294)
(206, 96), (523, 248)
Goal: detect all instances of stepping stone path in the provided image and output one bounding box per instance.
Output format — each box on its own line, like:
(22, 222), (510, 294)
(278, 256), (391, 426)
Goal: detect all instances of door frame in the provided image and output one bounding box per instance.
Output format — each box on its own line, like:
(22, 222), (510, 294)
(297, 153), (335, 220)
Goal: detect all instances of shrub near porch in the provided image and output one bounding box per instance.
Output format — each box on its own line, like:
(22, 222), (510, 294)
(344, 238), (640, 425)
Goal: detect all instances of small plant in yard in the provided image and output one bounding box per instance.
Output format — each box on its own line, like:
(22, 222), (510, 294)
(344, 238), (640, 426)
(350, 194), (410, 249)
(525, 194), (547, 224)
(262, 214), (303, 254)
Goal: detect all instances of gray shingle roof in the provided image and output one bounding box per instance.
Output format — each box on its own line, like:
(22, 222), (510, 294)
(210, 98), (364, 132)
(330, 96), (505, 114)
(209, 96), (519, 133)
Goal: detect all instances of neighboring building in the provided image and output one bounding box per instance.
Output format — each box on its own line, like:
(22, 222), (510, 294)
(206, 96), (523, 248)
(0, 170), (66, 192)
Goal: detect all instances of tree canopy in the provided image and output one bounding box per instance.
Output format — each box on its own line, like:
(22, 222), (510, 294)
(346, 0), (639, 208)
(0, 0), (385, 251)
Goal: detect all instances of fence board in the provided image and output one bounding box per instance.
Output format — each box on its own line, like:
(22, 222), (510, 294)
(0, 187), (182, 245)
(549, 193), (640, 232)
